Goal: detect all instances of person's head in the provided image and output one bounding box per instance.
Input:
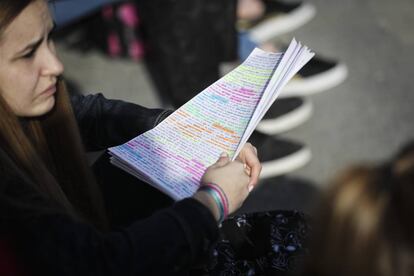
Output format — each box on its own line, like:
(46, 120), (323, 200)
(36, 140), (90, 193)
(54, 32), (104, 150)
(0, 0), (63, 117)
(305, 142), (414, 276)
(0, 0), (106, 230)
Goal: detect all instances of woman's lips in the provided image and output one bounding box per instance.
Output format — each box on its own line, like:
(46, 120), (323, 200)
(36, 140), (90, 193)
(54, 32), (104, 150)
(40, 83), (57, 96)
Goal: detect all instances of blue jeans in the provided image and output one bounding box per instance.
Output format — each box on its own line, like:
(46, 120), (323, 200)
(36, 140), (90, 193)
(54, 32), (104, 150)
(49, 0), (122, 28)
(238, 31), (259, 61)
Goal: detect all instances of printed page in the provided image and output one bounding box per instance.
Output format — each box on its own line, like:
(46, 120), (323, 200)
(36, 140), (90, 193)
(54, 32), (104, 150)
(235, 39), (314, 157)
(109, 49), (283, 200)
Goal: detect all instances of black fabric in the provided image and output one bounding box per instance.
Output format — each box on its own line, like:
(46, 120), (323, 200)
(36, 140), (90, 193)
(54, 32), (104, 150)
(262, 97), (304, 120)
(209, 210), (310, 275)
(0, 94), (219, 275)
(263, 0), (302, 14)
(0, 146), (66, 221)
(138, 0), (238, 107)
(93, 151), (174, 227)
(0, 180), (219, 276)
(248, 132), (303, 163)
(56, 0), (238, 108)
(11, 199), (218, 276)
(297, 55), (336, 78)
(70, 93), (172, 151)
(0, 93), (312, 275)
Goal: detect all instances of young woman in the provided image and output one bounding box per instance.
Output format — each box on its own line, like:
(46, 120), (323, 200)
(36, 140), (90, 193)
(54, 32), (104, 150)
(304, 142), (414, 276)
(0, 0), (262, 274)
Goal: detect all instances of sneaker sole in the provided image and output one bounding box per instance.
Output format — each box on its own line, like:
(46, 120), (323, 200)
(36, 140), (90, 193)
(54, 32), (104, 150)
(249, 3), (316, 43)
(280, 63), (348, 97)
(260, 146), (311, 178)
(256, 98), (313, 134)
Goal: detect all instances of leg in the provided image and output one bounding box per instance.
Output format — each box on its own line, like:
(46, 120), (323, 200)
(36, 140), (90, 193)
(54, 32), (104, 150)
(138, 0), (238, 107)
(92, 151), (174, 228)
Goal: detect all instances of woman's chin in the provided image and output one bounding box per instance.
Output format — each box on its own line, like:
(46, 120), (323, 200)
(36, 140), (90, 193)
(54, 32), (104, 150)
(22, 96), (56, 117)
(37, 96), (56, 116)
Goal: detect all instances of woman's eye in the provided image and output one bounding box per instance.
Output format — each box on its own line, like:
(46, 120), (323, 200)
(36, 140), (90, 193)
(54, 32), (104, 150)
(22, 49), (36, 59)
(47, 32), (54, 41)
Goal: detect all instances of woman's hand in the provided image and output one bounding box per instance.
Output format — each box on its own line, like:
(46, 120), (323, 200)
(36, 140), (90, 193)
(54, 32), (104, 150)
(193, 145), (261, 222)
(194, 153), (250, 220)
(236, 143), (262, 190)
(193, 146), (261, 221)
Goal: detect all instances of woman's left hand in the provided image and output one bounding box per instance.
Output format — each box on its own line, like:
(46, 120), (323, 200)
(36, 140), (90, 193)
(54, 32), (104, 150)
(236, 143), (262, 190)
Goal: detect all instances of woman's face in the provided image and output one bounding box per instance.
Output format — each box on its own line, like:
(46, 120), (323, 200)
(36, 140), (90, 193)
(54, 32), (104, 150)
(0, 0), (64, 117)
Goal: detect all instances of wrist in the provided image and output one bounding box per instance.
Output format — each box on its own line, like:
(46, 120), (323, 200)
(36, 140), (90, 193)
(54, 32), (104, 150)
(196, 183), (229, 224)
(193, 191), (221, 222)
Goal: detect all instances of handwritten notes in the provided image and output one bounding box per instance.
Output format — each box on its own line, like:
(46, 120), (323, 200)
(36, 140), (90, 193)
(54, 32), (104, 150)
(109, 39), (314, 200)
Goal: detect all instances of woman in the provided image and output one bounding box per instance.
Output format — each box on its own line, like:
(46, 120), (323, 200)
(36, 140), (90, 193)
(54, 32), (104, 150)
(0, 0), (262, 274)
(304, 142), (414, 276)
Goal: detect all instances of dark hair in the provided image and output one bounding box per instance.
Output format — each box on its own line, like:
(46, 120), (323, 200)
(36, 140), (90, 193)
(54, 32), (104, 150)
(0, 0), (107, 230)
(304, 142), (414, 276)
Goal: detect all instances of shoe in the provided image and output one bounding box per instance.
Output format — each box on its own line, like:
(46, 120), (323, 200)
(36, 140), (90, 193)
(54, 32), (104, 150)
(256, 97), (313, 134)
(238, 0), (316, 43)
(248, 131), (311, 178)
(236, 37), (347, 96)
(281, 55), (348, 97)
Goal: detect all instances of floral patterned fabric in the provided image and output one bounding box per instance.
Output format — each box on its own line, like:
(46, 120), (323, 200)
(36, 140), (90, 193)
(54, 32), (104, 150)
(100, 2), (145, 62)
(208, 210), (310, 275)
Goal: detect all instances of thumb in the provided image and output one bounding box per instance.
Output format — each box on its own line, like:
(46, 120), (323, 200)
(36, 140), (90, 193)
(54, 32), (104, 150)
(213, 152), (230, 167)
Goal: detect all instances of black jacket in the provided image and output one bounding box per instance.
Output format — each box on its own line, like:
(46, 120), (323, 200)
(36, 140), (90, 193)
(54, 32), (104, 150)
(0, 94), (219, 275)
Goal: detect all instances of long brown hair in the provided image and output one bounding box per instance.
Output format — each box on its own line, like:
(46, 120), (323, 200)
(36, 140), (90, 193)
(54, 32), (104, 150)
(0, 0), (107, 230)
(304, 142), (414, 276)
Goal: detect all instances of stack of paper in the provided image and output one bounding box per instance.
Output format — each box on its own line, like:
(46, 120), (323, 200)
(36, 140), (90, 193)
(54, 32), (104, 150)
(109, 39), (314, 200)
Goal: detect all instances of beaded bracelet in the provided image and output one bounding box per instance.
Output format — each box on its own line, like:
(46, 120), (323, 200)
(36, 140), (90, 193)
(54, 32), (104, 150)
(198, 183), (229, 224)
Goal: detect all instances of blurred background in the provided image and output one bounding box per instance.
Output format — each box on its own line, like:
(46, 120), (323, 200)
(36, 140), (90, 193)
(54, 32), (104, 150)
(54, 0), (414, 213)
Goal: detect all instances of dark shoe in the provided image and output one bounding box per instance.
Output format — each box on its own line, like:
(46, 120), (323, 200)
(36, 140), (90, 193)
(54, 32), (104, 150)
(281, 55), (348, 97)
(248, 132), (311, 178)
(256, 97), (313, 134)
(238, 0), (316, 43)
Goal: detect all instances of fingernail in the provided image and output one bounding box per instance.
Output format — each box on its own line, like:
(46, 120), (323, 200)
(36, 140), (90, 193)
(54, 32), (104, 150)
(220, 152), (228, 157)
(248, 185), (254, 192)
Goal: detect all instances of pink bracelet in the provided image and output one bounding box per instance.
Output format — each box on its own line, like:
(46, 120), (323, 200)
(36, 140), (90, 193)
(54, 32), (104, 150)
(201, 183), (229, 219)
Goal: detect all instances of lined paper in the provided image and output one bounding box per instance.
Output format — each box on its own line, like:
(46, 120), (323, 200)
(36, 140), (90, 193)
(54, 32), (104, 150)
(109, 39), (314, 200)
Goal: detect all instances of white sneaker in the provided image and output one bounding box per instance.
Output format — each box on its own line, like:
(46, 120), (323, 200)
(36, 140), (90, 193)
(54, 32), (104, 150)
(238, 0), (316, 43)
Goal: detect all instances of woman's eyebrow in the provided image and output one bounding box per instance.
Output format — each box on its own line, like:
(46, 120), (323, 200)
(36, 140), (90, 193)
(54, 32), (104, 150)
(15, 22), (56, 57)
(16, 38), (43, 56)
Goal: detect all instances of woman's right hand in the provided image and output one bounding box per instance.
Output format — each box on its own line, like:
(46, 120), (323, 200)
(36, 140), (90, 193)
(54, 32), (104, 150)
(193, 153), (251, 220)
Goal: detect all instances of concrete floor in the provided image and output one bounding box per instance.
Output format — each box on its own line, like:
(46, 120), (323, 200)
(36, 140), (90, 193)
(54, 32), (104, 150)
(57, 0), (414, 212)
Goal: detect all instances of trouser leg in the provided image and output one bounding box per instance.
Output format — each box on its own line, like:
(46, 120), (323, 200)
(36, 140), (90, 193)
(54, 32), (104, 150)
(138, 0), (238, 107)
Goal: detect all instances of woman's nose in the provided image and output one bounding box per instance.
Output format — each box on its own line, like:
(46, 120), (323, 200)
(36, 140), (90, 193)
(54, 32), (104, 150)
(40, 42), (64, 77)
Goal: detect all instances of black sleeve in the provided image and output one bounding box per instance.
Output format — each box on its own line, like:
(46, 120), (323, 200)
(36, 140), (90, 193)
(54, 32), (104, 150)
(70, 93), (173, 151)
(14, 198), (218, 276)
